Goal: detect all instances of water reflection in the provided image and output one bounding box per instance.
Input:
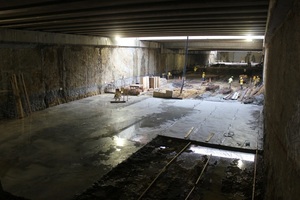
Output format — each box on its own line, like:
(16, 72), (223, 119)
(113, 136), (126, 147)
(237, 160), (246, 170)
(189, 145), (255, 162)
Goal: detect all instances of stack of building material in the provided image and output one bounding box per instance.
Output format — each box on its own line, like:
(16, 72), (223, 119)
(255, 85), (264, 95)
(221, 88), (231, 95)
(10, 73), (31, 118)
(250, 85), (264, 96)
(156, 76), (160, 88)
(129, 84), (143, 95)
(205, 84), (219, 92)
(149, 76), (160, 89)
(104, 83), (116, 93)
(140, 76), (149, 90)
(231, 92), (239, 100)
(153, 90), (173, 98)
(240, 88), (249, 101)
(223, 93), (233, 100)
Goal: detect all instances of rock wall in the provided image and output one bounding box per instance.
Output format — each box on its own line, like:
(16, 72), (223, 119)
(0, 44), (160, 119)
(160, 49), (185, 74)
(264, 1), (300, 199)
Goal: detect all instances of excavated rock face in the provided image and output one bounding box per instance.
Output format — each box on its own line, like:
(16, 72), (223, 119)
(0, 45), (160, 119)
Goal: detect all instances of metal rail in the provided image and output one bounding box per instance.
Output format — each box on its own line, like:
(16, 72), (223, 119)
(185, 154), (212, 200)
(252, 144), (259, 200)
(184, 127), (194, 139)
(138, 142), (191, 200)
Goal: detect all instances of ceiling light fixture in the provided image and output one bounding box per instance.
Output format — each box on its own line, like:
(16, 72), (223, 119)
(136, 35), (264, 40)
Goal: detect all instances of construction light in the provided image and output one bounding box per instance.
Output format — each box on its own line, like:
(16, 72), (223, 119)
(245, 35), (253, 42)
(136, 36), (264, 41)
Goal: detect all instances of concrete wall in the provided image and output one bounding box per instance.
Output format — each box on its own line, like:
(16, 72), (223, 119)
(160, 49), (185, 75)
(264, 1), (300, 199)
(187, 51), (210, 67)
(216, 51), (263, 63)
(0, 33), (160, 119)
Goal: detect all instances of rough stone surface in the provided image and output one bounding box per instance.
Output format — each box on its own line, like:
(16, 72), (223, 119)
(264, 1), (300, 199)
(161, 49), (185, 75)
(0, 44), (160, 119)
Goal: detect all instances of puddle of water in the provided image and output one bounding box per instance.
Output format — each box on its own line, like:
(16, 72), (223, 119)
(116, 122), (140, 140)
(113, 136), (127, 147)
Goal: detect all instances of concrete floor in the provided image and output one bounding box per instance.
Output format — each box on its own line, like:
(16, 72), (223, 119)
(0, 93), (263, 200)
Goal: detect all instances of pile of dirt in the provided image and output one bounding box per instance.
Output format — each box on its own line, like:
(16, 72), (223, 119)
(205, 84), (220, 92)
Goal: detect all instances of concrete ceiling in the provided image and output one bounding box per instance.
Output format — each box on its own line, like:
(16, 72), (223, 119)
(0, 0), (269, 38)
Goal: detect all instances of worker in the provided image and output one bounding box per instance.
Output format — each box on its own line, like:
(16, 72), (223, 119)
(114, 88), (122, 101)
(228, 76), (233, 89)
(167, 71), (172, 79)
(202, 72), (206, 81)
(256, 76), (260, 86)
(239, 76), (244, 89)
(194, 66), (198, 73)
(252, 75), (256, 86)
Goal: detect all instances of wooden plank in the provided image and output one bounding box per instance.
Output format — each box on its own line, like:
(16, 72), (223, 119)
(223, 92), (232, 100)
(184, 127), (194, 139)
(110, 101), (126, 103)
(255, 85), (264, 95)
(14, 74), (24, 118)
(185, 154), (212, 200)
(20, 73), (32, 114)
(138, 142), (191, 200)
(205, 132), (215, 142)
(252, 145), (259, 200)
(250, 85), (263, 96)
(240, 88), (249, 101)
(11, 74), (24, 118)
(231, 92), (239, 100)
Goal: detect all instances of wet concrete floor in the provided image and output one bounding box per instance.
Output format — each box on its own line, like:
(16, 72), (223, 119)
(74, 136), (263, 200)
(0, 93), (263, 199)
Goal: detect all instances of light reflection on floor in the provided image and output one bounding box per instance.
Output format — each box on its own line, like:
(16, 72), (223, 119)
(189, 145), (255, 162)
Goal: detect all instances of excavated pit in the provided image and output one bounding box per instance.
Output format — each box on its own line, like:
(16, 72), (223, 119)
(74, 135), (264, 200)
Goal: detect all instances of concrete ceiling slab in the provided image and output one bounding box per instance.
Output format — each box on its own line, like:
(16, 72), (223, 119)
(0, 0), (269, 38)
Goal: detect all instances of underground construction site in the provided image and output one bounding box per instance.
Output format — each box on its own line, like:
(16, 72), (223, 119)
(0, 1), (299, 200)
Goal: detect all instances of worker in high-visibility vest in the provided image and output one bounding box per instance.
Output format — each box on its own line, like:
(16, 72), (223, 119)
(167, 71), (172, 79)
(114, 88), (122, 101)
(252, 75), (256, 86)
(194, 66), (198, 73)
(256, 76), (260, 86)
(239, 77), (244, 89)
(228, 76), (233, 89)
(202, 72), (206, 81)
